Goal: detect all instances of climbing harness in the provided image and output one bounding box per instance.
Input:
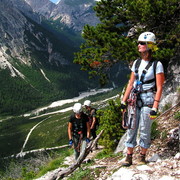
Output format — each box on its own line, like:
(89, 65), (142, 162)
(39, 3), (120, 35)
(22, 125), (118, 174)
(122, 88), (138, 129)
(123, 59), (157, 129)
(71, 113), (85, 151)
(122, 109), (128, 129)
(74, 131), (83, 152)
(135, 59), (158, 91)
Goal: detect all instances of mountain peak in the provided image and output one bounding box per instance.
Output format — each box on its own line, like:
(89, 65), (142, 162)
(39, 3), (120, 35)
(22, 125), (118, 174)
(25, 0), (100, 31)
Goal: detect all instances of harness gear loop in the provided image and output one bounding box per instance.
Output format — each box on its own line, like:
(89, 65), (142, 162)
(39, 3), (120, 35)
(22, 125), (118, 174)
(127, 90), (137, 129)
(122, 110), (128, 129)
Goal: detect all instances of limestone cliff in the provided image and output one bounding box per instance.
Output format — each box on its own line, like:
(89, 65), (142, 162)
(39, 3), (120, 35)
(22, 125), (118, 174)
(0, 0), (69, 77)
(25, 0), (100, 31)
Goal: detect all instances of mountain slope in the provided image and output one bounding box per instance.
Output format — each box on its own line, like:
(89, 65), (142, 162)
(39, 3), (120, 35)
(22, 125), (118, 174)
(0, 0), (98, 115)
(25, 0), (100, 31)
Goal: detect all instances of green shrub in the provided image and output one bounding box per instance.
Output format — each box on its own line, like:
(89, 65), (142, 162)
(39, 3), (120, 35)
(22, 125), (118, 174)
(95, 149), (122, 160)
(151, 120), (160, 140)
(36, 148), (72, 178)
(22, 167), (36, 180)
(174, 111), (180, 120)
(160, 130), (168, 140)
(0, 148), (71, 180)
(67, 168), (93, 180)
(97, 99), (125, 152)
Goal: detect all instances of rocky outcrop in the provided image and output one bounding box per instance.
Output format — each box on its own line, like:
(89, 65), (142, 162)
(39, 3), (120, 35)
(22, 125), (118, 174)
(25, 0), (56, 19)
(160, 52), (180, 110)
(0, 0), (68, 77)
(11, 0), (41, 23)
(0, 1), (31, 70)
(51, 0), (100, 31)
(78, 104), (179, 180)
(25, 0), (100, 31)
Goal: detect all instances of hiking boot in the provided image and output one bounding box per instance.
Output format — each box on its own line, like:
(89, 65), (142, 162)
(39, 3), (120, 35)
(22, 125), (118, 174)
(122, 154), (133, 166)
(137, 153), (146, 165)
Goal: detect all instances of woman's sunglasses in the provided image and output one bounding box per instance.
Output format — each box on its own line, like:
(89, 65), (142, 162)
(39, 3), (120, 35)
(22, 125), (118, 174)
(138, 42), (147, 45)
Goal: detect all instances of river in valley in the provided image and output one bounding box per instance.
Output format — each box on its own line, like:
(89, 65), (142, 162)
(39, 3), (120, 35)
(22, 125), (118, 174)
(24, 88), (113, 117)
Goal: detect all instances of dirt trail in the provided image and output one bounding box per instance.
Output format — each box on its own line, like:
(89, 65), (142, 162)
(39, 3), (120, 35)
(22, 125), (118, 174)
(20, 116), (51, 153)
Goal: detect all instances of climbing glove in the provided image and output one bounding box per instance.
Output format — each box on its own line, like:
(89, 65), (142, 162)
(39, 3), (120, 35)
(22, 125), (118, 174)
(120, 102), (127, 112)
(69, 139), (73, 146)
(86, 138), (90, 143)
(150, 108), (157, 119)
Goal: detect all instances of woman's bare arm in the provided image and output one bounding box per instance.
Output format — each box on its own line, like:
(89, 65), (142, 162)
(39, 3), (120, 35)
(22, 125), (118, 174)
(122, 72), (135, 103)
(153, 73), (165, 109)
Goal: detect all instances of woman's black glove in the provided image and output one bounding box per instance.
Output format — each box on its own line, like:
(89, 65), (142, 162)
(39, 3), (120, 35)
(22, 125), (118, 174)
(150, 108), (157, 119)
(120, 102), (127, 112)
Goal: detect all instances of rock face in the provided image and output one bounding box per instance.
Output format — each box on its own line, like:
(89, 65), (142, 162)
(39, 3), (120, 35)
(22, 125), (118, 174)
(160, 54), (180, 110)
(25, 0), (56, 19)
(91, 105), (180, 180)
(51, 0), (100, 31)
(108, 106), (180, 180)
(0, 0), (99, 77)
(0, 0), (68, 77)
(25, 0), (100, 31)
(11, 0), (41, 23)
(0, 0), (30, 75)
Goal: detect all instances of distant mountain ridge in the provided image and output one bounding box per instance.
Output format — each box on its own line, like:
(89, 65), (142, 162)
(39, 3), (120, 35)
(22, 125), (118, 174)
(0, 0), (67, 72)
(25, 0), (56, 19)
(0, 0), (100, 79)
(25, 0), (100, 31)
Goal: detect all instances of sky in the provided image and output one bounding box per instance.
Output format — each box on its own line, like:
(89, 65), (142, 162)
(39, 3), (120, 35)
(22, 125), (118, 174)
(50, 0), (101, 4)
(50, 0), (59, 4)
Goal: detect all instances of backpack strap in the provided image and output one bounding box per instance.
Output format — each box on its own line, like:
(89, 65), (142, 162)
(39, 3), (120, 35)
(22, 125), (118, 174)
(153, 60), (158, 91)
(134, 59), (158, 92)
(142, 60), (158, 85)
(90, 108), (96, 116)
(134, 59), (154, 83)
(134, 58), (141, 81)
(135, 58), (141, 72)
(140, 60), (153, 83)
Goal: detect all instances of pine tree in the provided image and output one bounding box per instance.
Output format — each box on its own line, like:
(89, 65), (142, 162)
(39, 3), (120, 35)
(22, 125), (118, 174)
(74, 0), (179, 85)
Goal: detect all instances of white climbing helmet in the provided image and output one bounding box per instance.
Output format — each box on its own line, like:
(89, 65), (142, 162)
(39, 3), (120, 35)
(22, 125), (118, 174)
(73, 103), (82, 114)
(138, 32), (156, 43)
(84, 100), (91, 107)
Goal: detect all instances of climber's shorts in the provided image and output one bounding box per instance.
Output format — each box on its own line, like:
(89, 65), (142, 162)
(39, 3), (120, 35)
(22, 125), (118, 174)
(125, 91), (155, 149)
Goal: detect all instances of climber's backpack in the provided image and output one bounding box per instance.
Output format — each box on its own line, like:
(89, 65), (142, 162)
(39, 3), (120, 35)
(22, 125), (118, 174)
(90, 108), (99, 127)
